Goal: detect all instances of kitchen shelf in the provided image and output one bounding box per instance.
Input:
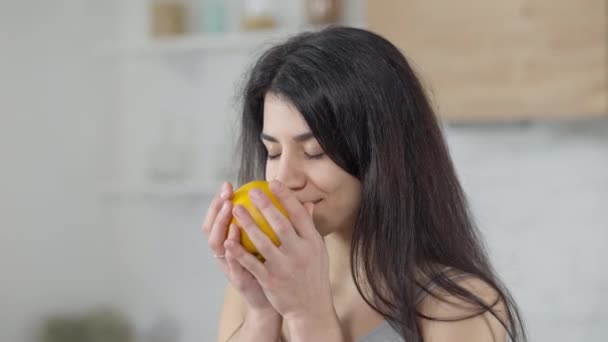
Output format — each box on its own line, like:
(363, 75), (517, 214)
(95, 29), (304, 58)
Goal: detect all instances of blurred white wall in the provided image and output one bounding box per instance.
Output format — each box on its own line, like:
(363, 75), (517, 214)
(0, 1), (121, 341)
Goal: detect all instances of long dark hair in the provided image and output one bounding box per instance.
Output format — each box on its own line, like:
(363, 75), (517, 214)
(236, 26), (526, 341)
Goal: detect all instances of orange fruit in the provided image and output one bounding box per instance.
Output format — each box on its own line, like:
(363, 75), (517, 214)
(229, 180), (288, 261)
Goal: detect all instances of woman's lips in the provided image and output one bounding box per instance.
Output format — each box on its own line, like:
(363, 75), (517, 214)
(297, 197), (323, 205)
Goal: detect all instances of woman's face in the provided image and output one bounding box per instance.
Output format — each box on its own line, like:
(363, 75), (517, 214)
(262, 93), (362, 237)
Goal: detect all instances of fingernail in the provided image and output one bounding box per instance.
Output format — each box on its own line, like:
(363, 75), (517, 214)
(235, 205), (250, 218)
(249, 188), (262, 200)
(220, 182), (229, 199)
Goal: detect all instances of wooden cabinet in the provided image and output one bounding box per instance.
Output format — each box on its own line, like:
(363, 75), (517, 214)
(367, 0), (607, 121)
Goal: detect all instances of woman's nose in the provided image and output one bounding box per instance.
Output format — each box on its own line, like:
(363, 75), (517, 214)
(273, 155), (306, 191)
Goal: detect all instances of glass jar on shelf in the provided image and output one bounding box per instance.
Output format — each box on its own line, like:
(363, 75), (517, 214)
(150, 0), (187, 37)
(306, 0), (341, 26)
(201, 0), (227, 34)
(241, 0), (277, 31)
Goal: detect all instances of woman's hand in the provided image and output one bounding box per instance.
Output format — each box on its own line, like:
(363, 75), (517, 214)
(202, 182), (277, 316)
(225, 180), (342, 339)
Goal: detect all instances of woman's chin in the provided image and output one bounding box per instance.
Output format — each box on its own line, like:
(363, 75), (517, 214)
(312, 217), (335, 237)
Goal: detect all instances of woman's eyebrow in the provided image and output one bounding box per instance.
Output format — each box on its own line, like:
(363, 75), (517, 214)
(261, 132), (314, 143)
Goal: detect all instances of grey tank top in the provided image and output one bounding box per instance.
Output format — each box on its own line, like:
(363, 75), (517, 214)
(358, 271), (472, 342)
(358, 320), (403, 342)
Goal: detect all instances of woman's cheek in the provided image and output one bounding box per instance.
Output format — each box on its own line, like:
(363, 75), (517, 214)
(265, 162), (277, 181)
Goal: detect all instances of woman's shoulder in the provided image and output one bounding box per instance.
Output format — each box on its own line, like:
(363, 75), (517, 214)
(416, 268), (504, 316)
(415, 266), (508, 342)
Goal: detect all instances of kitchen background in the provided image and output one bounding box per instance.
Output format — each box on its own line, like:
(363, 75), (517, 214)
(0, 1), (606, 341)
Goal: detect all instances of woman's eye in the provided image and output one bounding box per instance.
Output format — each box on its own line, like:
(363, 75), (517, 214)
(305, 152), (325, 160)
(266, 152), (325, 160)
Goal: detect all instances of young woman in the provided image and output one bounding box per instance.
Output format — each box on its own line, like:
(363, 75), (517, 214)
(202, 26), (526, 342)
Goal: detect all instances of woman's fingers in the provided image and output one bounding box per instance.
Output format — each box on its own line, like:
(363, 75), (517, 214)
(248, 188), (299, 248)
(269, 180), (317, 239)
(207, 181), (234, 257)
(215, 224), (239, 279)
(227, 223), (240, 242)
(208, 200), (233, 257)
(225, 228), (251, 290)
(233, 204), (282, 261)
(201, 182), (233, 236)
(203, 182), (266, 295)
(201, 189), (222, 236)
(225, 237), (268, 285)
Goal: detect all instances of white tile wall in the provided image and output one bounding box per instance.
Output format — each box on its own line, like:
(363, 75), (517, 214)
(445, 120), (608, 341)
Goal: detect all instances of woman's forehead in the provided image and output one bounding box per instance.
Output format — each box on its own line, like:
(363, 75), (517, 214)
(262, 94), (311, 137)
